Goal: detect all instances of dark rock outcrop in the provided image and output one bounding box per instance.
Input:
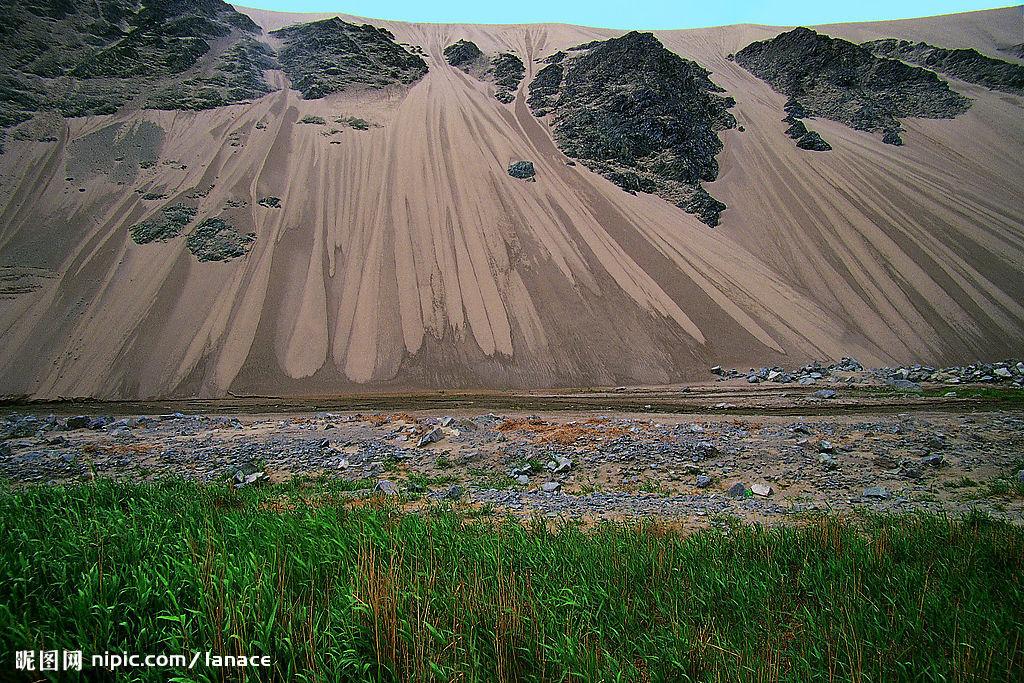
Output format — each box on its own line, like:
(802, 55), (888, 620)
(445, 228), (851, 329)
(526, 63), (563, 115)
(271, 18), (427, 99)
(735, 28), (972, 143)
(186, 218), (255, 262)
(507, 160), (535, 179)
(865, 39), (1024, 95)
(785, 119), (807, 139)
(130, 204), (197, 244)
(527, 32), (736, 226)
(1002, 44), (1024, 59)
(444, 40), (483, 68)
(881, 128), (904, 146)
(796, 131), (832, 151)
(0, 0), (266, 127)
(147, 38), (278, 110)
(489, 53), (525, 103)
(782, 102), (831, 150)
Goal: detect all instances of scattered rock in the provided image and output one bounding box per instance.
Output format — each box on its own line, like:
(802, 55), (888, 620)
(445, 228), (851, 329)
(696, 474), (712, 488)
(416, 427), (444, 447)
(232, 469), (266, 488)
(727, 482), (748, 497)
(813, 389), (837, 399)
(751, 483), (773, 497)
(921, 454), (944, 467)
(862, 486), (890, 499)
(508, 160), (535, 179)
(89, 416), (112, 430)
(439, 485), (463, 501)
(541, 482), (561, 493)
(374, 479), (399, 496)
(547, 456), (573, 474)
(65, 415), (90, 430)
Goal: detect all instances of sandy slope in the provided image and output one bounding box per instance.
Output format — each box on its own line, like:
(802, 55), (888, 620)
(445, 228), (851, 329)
(0, 7), (1021, 399)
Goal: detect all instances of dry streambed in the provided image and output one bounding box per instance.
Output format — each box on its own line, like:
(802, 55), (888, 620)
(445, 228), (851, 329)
(2, 402), (1022, 526)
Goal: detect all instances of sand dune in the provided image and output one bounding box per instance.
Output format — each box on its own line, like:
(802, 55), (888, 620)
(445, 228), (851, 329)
(0, 6), (1021, 399)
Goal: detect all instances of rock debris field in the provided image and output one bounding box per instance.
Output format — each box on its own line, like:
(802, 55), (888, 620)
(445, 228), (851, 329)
(2, 359), (1022, 526)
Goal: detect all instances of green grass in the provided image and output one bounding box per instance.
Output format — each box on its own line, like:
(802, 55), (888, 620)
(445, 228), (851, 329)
(921, 385), (1024, 402)
(1, 479), (1022, 681)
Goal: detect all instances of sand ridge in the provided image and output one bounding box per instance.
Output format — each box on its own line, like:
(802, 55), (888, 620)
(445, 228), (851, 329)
(0, 7), (1021, 399)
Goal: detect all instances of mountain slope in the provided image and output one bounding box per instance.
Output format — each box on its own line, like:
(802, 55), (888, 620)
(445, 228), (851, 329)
(0, 6), (1021, 399)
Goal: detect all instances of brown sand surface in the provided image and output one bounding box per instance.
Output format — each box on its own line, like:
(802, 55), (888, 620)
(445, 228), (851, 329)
(0, 7), (1021, 399)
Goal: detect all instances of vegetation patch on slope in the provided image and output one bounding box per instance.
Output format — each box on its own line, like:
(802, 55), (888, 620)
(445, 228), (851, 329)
(528, 32), (737, 226)
(0, 479), (1021, 681)
(733, 28), (972, 145)
(271, 18), (427, 99)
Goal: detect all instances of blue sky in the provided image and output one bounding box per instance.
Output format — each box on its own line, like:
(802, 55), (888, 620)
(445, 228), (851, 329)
(237, 1), (1013, 29)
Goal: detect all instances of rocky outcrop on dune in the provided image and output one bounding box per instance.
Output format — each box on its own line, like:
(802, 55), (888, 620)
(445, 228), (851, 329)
(444, 41), (524, 103)
(863, 39), (1024, 95)
(1002, 44), (1024, 59)
(734, 28), (972, 144)
(443, 40), (483, 68)
(781, 98), (832, 151)
(0, 0), (267, 128)
(147, 38), (278, 111)
(271, 18), (427, 98)
(186, 219), (256, 262)
(130, 204), (197, 244)
(795, 131), (832, 151)
(528, 32), (736, 226)
(489, 53), (525, 103)
(507, 160), (535, 179)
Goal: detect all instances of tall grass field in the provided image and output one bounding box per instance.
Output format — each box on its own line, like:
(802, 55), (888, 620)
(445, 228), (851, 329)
(1, 479), (1021, 681)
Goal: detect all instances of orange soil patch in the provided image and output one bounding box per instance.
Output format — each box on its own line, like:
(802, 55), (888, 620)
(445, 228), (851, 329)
(497, 417), (638, 445)
(363, 412), (420, 427)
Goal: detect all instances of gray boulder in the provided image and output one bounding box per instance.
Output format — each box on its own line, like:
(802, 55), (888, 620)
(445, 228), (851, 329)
(727, 482), (748, 497)
(375, 479), (400, 496)
(65, 415), (91, 430)
(863, 486), (890, 499)
(416, 427), (444, 447)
